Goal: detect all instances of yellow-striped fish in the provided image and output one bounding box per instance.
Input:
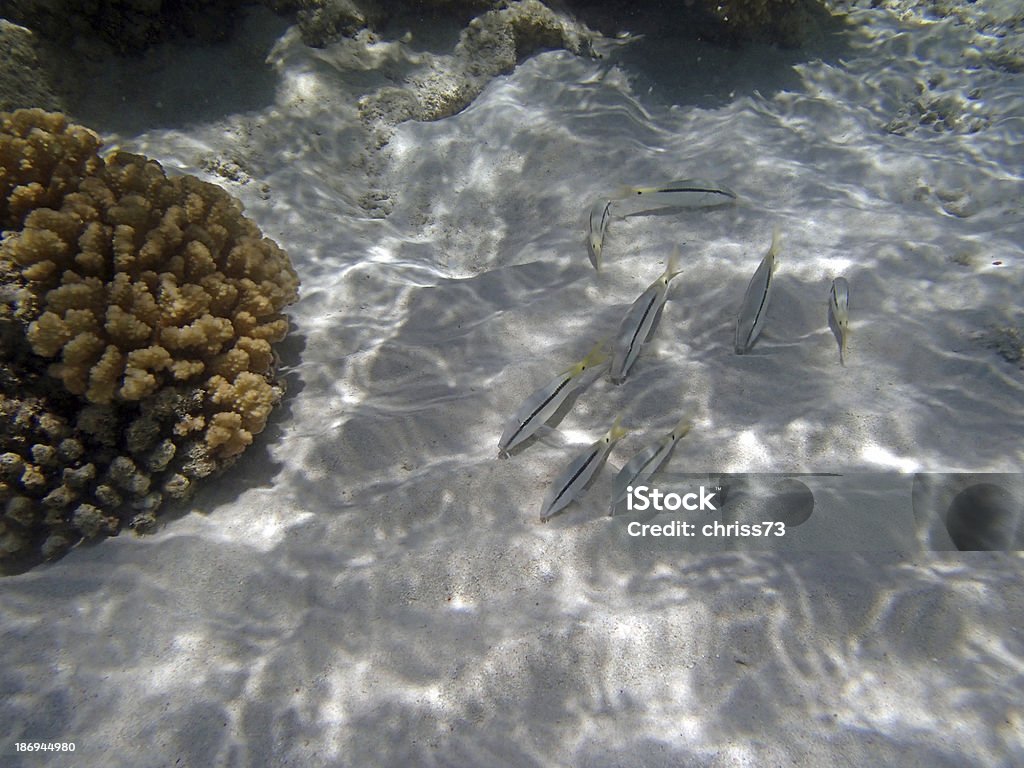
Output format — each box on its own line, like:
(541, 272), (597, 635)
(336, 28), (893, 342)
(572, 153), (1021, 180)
(828, 277), (850, 365)
(540, 415), (629, 522)
(616, 178), (737, 213)
(498, 342), (608, 458)
(610, 251), (683, 384)
(734, 227), (781, 355)
(610, 415), (693, 514)
(587, 198), (614, 271)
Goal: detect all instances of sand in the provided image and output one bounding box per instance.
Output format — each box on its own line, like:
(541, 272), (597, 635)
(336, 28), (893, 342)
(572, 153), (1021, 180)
(2, 2), (1023, 766)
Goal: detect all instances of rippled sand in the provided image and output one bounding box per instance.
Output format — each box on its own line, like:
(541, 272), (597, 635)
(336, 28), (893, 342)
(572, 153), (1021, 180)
(3, 2), (1023, 766)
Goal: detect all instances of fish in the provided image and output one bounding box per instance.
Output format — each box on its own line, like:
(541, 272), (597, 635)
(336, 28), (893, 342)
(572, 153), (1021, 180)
(610, 414), (693, 514)
(540, 415), (630, 522)
(610, 250), (683, 384)
(616, 178), (737, 213)
(587, 198), (614, 271)
(498, 341), (609, 458)
(734, 226), (781, 355)
(828, 276), (850, 365)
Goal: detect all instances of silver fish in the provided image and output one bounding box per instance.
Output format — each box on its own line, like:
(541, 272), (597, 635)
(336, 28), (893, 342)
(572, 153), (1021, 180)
(617, 178), (737, 214)
(828, 277), (850, 365)
(610, 251), (682, 384)
(498, 342), (608, 458)
(734, 227), (781, 355)
(540, 416), (629, 522)
(587, 198), (614, 271)
(610, 415), (693, 514)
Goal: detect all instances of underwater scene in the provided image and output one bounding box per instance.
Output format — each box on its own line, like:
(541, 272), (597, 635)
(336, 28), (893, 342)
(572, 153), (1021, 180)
(1, 0), (1022, 765)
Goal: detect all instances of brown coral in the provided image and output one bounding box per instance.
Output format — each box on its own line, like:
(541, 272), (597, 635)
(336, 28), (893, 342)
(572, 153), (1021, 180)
(0, 109), (102, 231)
(0, 108), (299, 570)
(3, 121), (298, 449)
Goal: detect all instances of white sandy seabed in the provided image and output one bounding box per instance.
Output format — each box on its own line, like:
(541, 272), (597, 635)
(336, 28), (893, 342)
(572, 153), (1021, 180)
(3, 1), (1024, 766)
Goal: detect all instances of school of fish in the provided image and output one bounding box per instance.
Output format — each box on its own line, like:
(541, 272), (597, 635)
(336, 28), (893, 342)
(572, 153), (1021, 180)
(498, 177), (851, 521)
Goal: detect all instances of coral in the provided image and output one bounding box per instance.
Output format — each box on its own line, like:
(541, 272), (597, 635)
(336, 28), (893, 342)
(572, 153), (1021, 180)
(457, 0), (593, 70)
(358, 0), (597, 126)
(290, 0), (381, 48)
(0, 109), (102, 231)
(0, 109), (299, 571)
